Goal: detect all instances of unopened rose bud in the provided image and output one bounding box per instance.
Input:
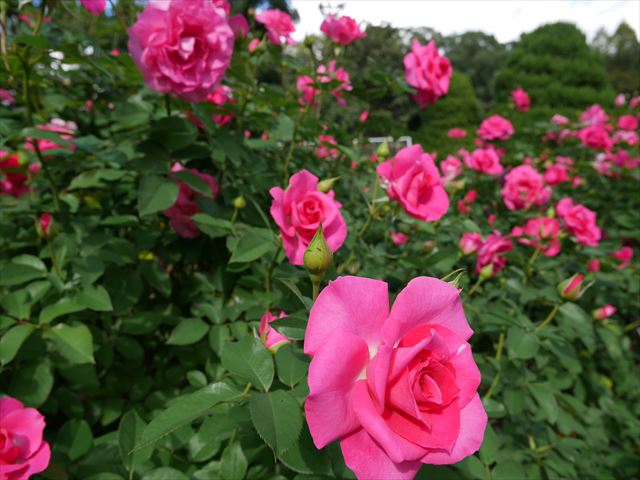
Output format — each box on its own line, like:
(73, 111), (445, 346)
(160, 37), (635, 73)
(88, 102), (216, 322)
(376, 141), (390, 160)
(317, 177), (339, 193)
(558, 273), (584, 301)
(36, 212), (56, 239)
(259, 310), (290, 353)
(479, 263), (494, 281)
(593, 304), (616, 319)
(304, 223), (333, 277)
(303, 35), (316, 48)
(232, 195), (246, 209)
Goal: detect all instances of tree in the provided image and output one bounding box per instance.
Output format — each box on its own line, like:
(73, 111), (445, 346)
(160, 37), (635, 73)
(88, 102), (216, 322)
(593, 22), (640, 95)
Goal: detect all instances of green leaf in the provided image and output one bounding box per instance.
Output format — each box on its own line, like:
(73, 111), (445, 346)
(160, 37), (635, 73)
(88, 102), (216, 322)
(78, 285), (113, 312)
(141, 468), (189, 480)
(134, 383), (241, 452)
(39, 297), (87, 324)
(529, 382), (558, 424)
(22, 126), (71, 146)
(228, 228), (275, 264)
(479, 424), (497, 465)
(119, 410), (153, 470)
(150, 117), (198, 150)
(275, 345), (309, 387)
(137, 175), (179, 216)
(192, 214), (234, 238)
(8, 359), (53, 407)
(44, 324), (95, 364)
(279, 426), (333, 475)
(220, 442), (247, 480)
(166, 318), (209, 346)
(173, 170), (212, 196)
(221, 337), (274, 391)
(506, 327), (539, 360)
(250, 390), (303, 456)
(188, 416), (222, 462)
(493, 460), (527, 480)
(0, 324), (35, 366)
(0, 263), (46, 286)
(68, 169), (127, 190)
(57, 419), (93, 461)
(271, 114), (295, 142)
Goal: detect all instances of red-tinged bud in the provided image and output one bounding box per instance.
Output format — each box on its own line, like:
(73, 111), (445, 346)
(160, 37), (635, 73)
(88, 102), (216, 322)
(558, 273), (584, 301)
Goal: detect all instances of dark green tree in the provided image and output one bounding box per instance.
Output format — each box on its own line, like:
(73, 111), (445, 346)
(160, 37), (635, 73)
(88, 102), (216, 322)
(592, 22), (640, 95)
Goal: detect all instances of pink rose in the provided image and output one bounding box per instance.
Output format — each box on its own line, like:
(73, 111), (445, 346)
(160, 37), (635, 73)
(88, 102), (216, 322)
(488, 214), (496, 226)
(127, 0), (234, 103)
(612, 246), (633, 270)
(463, 147), (503, 175)
(315, 135), (339, 160)
(0, 88), (14, 105)
(229, 14), (249, 38)
(359, 111), (369, 124)
(631, 96), (640, 109)
(25, 119), (76, 154)
(551, 114), (569, 126)
(593, 304), (616, 319)
(0, 396), (51, 478)
(501, 165), (551, 211)
(457, 190), (477, 214)
(543, 163), (570, 185)
(320, 14), (366, 45)
(248, 38), (261, 53)
(390, 230), (408, 246)
(559, 273), (584, 300)
(259, 310), (290, 352)
(296, 75), (318, 107)
(255, 9), (296, 46)
(447, 128), (467, 139)
(459, 232), (482, 255)
(578, 126), (613, 151)
(580, 104), (608, 126)
(163, 163), (219, 238)
(0, 151), (32, 198)
(617, 115), (638, 131)
(439, 155), (462, 184)
(317, 61), (352, 106)
(510, 217), (561, 257)
(205, 85), (235, 126)
(613, 130), (639, 147)
(614, 94), (626, 107)
(304, 276), (486, 480)
(39, 213), (52, 238)
(377, 145), (449, 222)
(404, 40), (452, 108)
(588, 259), (601, 272)
(556, 198), (601, 247)
(81, 0), (106, 15)
(477, 115), (514, 141)
(511, 87), (530, 112)
(476, 231), (513, 274)
(270, 170), (347, 265)
(211, 0), (230, 15)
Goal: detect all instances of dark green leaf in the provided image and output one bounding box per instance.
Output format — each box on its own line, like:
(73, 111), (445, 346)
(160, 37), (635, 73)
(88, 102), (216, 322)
(250, 390), (303, 456)
(137, 175), (179, 216)
(221, 337), (274, 391)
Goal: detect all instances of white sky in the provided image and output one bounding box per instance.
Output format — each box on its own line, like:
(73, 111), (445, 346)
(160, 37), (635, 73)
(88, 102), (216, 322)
(290, 0), (640, 43)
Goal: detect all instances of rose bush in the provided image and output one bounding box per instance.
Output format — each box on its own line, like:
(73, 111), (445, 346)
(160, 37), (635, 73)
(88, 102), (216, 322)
(0, 2), (638, 480)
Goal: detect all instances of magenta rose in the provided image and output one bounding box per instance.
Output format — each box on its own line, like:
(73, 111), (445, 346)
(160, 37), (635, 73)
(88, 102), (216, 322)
(25, 119), (76, 154)
(320, 14), (366, 45)
(440, 155), (462, 184)
(390, 230), (409, 246)
(463, 147), (503, 175)
(459, 232), (482, 256)
(611, 246), (633, 270)
(511, 217), (562, 257)
(477, 115), (514, 141)
(377, 145), (449, 222)
(447, 128), (467, 139)
(580, 104), (608, 126)
(556, 198), (601, 247)
(259, 310), (290, 352)
(511, 87), (530, 112)
(543, 163), (570, 185)
(304, 276), (486, 480)
(317, 61), (352, 106)
(578, 126), (613, 151)
(127, 0), (234, 103)
(80, 0), (106, 15)
(0, 396), (51, 478)
(163, 163), (219, 238)
(501, 165), (551, 211)
(1, 151), (31, 198)
(0, 88), (14, 105)
(229, 14), (249, 39)
(255, 9), (296, 46)
(296, 75), (318, 107)
(617, 115), (638, 131)
(593, 304), (616, 319)
(404, 40), (452, 108)
(270, 170), (347, 265)
(476, 231), (513, 275)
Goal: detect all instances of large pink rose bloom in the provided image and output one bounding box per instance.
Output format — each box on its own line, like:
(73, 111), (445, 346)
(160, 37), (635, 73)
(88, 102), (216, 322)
(377, 145), (449, 222)
(255, 9), (296, 46)
(163, 163), (219, 238)
(617, 115), (638, 131)
(304, 276), (486, 480)
(556, 198), (601, 247)
(80, 0), (106, 15)
(270, 170), (347, 265)
(0, 396), (51, 478)
(578, 126), (613, 151)
(511, 87), (530, 112)
(127, 0), (234, 103)
(320, 14), (366, 45)
(477, 115), (514, 141)
(580, 104), (608, 126)
(404, 40), (452, 108)
(476, 231), (513, 274)
(463, 147), (503, 175)
(501, 165), (551, 211)
(511, 217), (562, 257)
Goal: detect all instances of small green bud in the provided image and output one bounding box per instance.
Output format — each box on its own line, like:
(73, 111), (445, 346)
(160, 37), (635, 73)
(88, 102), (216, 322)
(304, 223), (333, 277)
(479, 263), (494, 281)
(317, 176), (339, 193)
(376, 141), (390, 160)
(303, 35), (316, 48)
(233, 195), (246, 209)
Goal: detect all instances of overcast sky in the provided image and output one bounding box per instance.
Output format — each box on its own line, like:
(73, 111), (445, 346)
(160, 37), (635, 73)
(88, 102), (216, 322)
(290, 0), (640, 43)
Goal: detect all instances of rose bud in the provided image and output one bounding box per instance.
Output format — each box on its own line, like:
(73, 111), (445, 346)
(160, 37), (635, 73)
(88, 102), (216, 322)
(593, 304), (616, 319)
(479, 263), (494, 280)
(36, 213), (56, 239)
(259, 310), (290, 353)
(587, 259), (600, 272)
(376, 141), (390, 160)
(317, 176), (340, 193)
(304, 223), (333, 278)
(232, 195), (246, 209)
(558, 273), (584, 301)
